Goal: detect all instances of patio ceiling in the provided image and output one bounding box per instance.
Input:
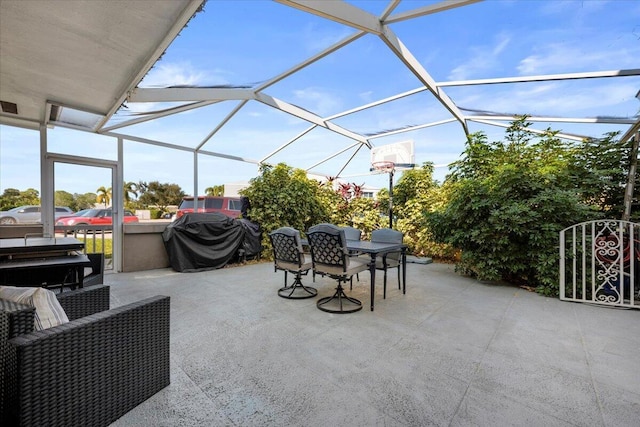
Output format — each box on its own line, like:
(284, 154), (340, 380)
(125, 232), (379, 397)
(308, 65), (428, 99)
(0, 0), (203, 130)
(0, 0), (638, 182)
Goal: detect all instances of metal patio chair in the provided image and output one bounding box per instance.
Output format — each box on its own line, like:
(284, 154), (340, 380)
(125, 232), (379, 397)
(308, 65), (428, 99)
(371, 228), (404, 299)
(269, 227), (317, 299)
(307, 223), (368, 313)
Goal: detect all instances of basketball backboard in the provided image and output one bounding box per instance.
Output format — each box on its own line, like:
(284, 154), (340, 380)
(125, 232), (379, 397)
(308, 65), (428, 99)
(370, 140), (415, 171)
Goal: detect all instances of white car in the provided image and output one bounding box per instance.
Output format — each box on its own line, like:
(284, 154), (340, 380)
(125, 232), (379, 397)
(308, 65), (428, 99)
(0, 205), (74, 224)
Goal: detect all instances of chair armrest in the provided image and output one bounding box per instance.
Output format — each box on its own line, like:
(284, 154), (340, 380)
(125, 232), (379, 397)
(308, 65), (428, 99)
(0, 299), (36, 338)
(5, 295), (170, 427)
(56, 284), (110, 320)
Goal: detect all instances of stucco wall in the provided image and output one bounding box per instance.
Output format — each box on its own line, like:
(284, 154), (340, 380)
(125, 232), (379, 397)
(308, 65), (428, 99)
(122, 222), (171, 272)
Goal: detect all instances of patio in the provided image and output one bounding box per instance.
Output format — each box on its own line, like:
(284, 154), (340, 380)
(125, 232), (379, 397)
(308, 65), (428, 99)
(105, 260), (639, 426)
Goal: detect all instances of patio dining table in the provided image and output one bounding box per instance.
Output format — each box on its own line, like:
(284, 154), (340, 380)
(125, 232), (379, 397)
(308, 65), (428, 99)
(301, 237), (407, 311)
(345, 239), (407, 311)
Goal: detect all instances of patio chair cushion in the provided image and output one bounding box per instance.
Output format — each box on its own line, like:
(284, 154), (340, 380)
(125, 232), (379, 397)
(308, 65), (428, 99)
(0, 285), (69, 330)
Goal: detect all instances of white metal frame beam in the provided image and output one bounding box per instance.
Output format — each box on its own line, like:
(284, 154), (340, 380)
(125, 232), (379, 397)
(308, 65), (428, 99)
(260, 125), (317, 163)
(96, 0), (206, 130)
(101, 100), (220, 132)
(276, 0), (469, 135)
(438, 68), (640, 87)
(384, 0), (483, 24)
(275, 0), (384, 34)
(255, 93), (370, 146)
(469, 119), (589, 142)
(196, 100), (248, 151)
(128, 87), (255, 103)
(466, 115), (636, 125)
(379, 27), (468, 133)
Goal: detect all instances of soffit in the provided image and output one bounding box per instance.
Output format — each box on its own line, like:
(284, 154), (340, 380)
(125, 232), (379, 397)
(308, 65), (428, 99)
(0, 0), (202, 129)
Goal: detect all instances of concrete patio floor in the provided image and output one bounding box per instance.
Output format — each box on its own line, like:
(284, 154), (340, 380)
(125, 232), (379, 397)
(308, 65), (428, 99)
(106, 261), (640, 426)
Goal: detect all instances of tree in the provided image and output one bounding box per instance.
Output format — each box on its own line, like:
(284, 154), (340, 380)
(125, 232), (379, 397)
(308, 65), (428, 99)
(74, 192), (97, 210)
(569, 132), (639, 221)
(55, 190), (74, 209)
(321, 180), (381, 239)
(205, 185), (224, 196)
(123, 182), (139, 210)
(0, 188), (39, 210)
(391, 163), (458, 259)
(123, 182), (138, 203)
(240, 163), (331, 251)
(96, 186), (111, 207)
(426, 117), (630, 296)
(137, 181), (185, 214)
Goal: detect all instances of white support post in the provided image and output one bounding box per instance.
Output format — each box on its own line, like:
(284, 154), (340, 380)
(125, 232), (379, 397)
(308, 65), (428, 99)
(194, 152), (199, 210)
(113, 137), (124, 272)
(40, 124), (54, 237)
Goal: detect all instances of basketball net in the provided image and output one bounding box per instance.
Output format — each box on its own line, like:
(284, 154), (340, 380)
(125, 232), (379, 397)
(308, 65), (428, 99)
(372, 161), (395, 174)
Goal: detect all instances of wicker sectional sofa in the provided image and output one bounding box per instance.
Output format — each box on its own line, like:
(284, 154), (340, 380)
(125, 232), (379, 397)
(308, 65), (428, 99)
(0, 285), (170, 427)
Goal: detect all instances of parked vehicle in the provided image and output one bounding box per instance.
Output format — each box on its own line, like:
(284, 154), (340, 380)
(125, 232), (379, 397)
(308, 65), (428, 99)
(176, 196), (241, 219)
(55, 208), (139, 230)
(0, 205), (74, 224)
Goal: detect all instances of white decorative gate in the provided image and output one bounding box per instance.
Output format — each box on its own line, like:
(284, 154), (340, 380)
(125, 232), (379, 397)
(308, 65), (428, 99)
(560, 220), (639, 309)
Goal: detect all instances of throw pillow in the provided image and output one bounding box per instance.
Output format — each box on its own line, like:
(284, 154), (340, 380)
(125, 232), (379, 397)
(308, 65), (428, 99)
(0, 286), (69, 330)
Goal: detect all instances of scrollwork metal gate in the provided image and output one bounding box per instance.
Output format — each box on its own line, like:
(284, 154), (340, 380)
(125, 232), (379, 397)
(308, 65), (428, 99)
(560, 220), (639, 309)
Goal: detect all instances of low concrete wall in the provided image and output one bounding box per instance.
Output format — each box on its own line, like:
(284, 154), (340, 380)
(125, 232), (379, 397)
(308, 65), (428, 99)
(0, 224), (45, 239)
(1, 222), (172, 273)
(122, 221), (171, 272)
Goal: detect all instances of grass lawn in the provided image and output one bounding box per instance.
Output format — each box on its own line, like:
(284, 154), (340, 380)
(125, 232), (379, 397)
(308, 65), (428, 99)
(81, 235), (113, 259)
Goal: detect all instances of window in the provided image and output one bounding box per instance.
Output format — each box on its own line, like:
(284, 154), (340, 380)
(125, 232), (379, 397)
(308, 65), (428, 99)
(205, 198), (223, 209)
(228, 199), (242, 211)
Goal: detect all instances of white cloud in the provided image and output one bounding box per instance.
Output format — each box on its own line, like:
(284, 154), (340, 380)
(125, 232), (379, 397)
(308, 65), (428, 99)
(293, 87), (342, 116)
(140, 62), (210, 87)
(303, 22), (353, 52)
(119, 62), (228, 115)
(460, 80), (640, 118)
(359, 91), (374, 103)
(448, 32), (511, 80)
(516, 42), (637, 75)
(538, 0), (612, 16)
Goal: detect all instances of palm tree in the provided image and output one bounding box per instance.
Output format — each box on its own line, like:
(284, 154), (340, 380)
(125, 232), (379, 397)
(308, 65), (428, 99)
(205, 185), (224, 196)
(124, 182), (138, 203)
(96, 186), (112, 207)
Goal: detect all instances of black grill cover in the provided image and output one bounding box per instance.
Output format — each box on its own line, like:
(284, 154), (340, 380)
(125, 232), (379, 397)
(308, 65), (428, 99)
(237, 218), (262, 259)
(162, 213), (261, 272)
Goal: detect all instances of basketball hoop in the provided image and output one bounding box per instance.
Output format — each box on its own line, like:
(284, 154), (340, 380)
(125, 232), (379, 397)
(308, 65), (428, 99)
(371, 161), (395, 173)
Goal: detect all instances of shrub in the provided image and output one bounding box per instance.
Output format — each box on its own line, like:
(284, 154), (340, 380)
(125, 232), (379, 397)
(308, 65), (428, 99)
(427, 118), (600, 295)
(392, 163), (458, 260)
(240, 163), (332, 253)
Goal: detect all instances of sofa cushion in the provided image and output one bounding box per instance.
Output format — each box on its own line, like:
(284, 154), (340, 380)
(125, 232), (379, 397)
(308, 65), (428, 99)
(0, 286), (69, 330)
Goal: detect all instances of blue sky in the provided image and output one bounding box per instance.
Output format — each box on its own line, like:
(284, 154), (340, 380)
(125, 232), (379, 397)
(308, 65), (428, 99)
(1, 0), (639, 199)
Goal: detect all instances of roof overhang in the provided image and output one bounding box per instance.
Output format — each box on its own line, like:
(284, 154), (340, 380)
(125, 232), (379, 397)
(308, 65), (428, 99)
(0, 0), (204, 130)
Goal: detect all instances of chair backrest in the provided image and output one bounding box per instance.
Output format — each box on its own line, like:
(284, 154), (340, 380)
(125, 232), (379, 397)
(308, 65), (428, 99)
(371, 228), (403, 260)
(341, 226), (361, 241)
(269, 227), (304, 267)
(307, 223), (349, 274)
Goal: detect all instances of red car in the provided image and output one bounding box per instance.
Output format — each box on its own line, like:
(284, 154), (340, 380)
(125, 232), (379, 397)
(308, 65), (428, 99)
(176, 196), (241, 219)
(55, 208), (139, 230)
